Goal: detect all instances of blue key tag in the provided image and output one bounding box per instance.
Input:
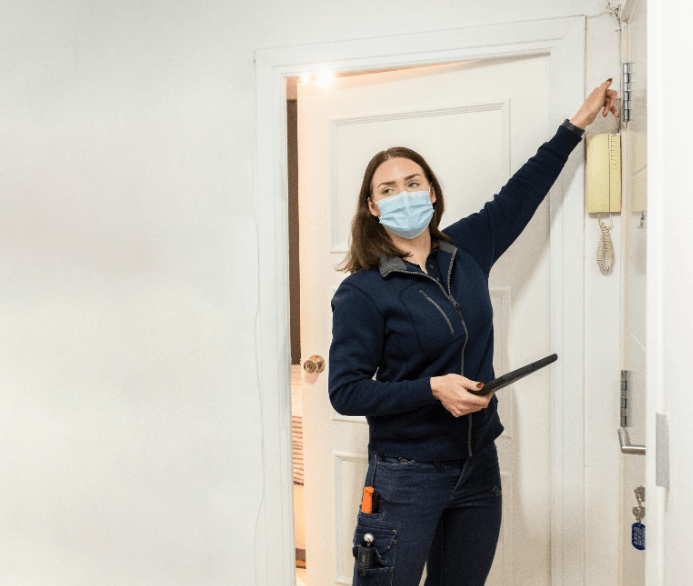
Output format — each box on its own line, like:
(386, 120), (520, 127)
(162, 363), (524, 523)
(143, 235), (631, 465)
(632, 522), (645, 550)
(632, 498), (646, 551)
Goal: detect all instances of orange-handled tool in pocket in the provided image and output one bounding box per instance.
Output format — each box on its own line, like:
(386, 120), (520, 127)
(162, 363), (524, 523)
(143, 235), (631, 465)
(361, 487), (380, 514)
(361, 487), (374, 514)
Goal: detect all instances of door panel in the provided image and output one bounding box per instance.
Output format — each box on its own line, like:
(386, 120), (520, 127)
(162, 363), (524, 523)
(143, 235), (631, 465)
(299, 55), (553, 585)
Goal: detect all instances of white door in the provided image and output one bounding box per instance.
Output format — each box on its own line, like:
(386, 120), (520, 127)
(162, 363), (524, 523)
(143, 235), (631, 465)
(620, 0), (648, 583)
(299, 55), (558, 586)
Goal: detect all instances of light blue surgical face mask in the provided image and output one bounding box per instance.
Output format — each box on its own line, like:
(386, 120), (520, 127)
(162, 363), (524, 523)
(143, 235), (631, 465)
(375, 187), (434, 239)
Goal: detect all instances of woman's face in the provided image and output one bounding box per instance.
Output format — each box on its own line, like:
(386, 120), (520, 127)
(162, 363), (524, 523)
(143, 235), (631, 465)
(368, 157), (436, 218)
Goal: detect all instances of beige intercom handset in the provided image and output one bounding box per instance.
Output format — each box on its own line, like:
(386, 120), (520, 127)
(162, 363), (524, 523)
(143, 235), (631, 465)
(587, 133), (621, 272)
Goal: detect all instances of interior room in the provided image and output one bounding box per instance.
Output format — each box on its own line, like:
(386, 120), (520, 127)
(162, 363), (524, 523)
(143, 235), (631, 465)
(1, 1), (691, 585)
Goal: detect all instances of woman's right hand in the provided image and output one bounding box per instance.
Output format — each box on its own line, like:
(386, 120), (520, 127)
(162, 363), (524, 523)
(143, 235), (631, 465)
(430, 374), (494, 417)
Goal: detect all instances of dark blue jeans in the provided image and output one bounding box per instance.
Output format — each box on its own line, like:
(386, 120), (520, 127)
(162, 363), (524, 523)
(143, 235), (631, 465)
(351, 441), (502, 586)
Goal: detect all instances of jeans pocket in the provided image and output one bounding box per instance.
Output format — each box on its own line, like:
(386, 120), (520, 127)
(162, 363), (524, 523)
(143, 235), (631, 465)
(352, 524), (397, 584)
(358, 509), (385, 522)
(354, 566), (394, 585)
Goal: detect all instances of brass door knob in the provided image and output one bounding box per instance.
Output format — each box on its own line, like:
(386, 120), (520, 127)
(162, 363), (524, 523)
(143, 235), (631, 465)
(303, 355), (325, 374)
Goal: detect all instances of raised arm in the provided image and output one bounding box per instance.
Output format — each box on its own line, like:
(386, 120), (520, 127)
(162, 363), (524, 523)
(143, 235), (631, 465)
(443, 123), (582, 271)
(444, 79), (619, 272)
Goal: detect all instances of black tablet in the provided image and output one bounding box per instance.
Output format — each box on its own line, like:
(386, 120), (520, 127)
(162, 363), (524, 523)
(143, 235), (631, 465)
(467, 353), (558, 396)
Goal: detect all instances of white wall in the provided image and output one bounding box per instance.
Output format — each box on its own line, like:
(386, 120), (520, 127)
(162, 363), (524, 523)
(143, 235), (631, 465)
(0, 1), (619, 583)
(647, 0), (693, 584)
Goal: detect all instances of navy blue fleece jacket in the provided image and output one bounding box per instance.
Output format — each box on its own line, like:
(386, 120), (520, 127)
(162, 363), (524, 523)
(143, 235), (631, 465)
(328, 122), (583, 461)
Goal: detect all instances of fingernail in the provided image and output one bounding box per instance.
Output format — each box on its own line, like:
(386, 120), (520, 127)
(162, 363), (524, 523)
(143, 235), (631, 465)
(608, 78), (613, 82)
(476, 382), (483, 389)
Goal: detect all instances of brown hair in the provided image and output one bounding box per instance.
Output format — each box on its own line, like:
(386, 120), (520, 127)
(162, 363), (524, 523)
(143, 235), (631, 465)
(339, 146), (452, 273)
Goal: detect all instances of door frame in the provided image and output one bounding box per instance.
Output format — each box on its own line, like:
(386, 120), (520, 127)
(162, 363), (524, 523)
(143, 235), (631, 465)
(253, 16), (587, 586)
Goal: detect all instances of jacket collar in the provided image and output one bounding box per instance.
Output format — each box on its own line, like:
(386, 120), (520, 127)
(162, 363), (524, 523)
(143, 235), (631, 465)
(378, 239), (457, 278)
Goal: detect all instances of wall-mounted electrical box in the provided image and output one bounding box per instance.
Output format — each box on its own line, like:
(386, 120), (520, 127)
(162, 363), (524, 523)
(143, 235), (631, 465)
(587, 133), (622, 213)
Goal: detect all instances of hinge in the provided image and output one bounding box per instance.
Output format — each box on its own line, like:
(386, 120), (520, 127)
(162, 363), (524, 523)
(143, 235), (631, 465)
(622, 63), (632, 122)
(621, 370), (630, 427)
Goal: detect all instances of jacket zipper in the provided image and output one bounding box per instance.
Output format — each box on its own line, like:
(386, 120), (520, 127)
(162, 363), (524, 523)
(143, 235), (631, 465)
(442, 256), (473, 458)
(387, 253), (474, 457)
(419, 290), (454, 334)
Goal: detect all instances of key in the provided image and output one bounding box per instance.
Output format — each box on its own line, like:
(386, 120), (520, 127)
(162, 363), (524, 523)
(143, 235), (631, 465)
(635, 486), (645, 505)
(632, 505), (645, 522)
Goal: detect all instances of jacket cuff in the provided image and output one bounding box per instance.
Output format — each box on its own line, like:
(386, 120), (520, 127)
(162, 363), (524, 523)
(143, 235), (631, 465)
(549, 122), (584, 159)
(561, 118), (585, 138)
(406, 377), (437, 408)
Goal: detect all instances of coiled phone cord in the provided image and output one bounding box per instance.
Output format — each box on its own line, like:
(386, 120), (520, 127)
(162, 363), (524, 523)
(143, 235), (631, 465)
(597, 215), (615, 272)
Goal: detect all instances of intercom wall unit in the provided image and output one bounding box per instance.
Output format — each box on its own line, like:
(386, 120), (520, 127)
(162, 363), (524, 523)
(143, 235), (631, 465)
(586, 133), (621, 213)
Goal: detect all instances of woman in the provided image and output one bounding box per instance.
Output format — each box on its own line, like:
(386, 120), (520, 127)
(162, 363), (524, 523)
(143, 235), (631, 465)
(328, 80), (619, 586)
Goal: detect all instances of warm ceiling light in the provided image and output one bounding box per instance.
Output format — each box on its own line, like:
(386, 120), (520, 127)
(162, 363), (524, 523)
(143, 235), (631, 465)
(300, 72), (311, 83)
(315, 71), (334, 88)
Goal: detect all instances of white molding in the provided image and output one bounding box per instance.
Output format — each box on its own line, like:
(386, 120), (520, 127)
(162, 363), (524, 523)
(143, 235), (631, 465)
(253, 16), (586, 586)
(490, 286), (513, 440)
(332, 386), (369, 424)
(646, 0), (664, 584)
(333, 413), (368, 424)
(489, 286), (512, 375)
(329, 99), (510, 253)
(333, 451), (368, 584)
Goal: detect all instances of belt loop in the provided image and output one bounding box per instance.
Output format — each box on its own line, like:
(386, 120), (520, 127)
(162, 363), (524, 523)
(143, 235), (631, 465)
(366, 451), (384, 487)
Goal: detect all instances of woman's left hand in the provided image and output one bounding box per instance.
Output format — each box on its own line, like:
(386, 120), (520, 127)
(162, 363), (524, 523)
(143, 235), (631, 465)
(570, 78), (619, 129)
